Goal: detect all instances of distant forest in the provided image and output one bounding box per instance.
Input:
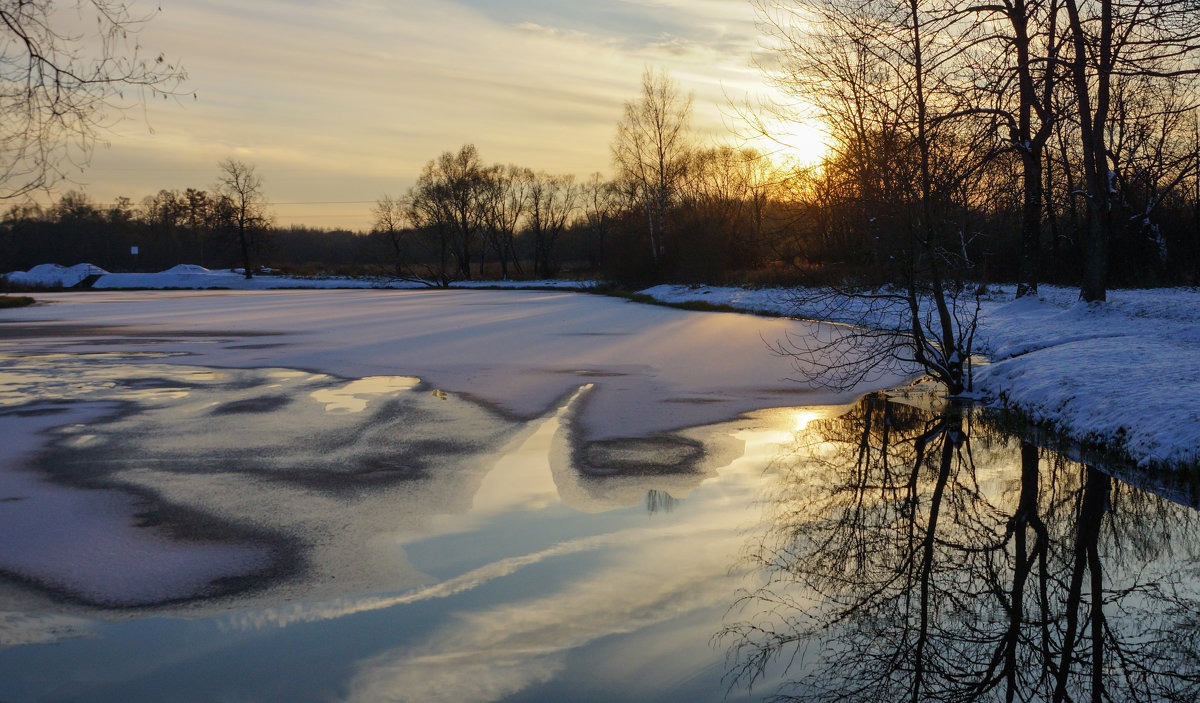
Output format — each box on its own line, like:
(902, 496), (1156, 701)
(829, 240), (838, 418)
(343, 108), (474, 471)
(4, 126), (1196, 289)
(6, 116), (1198, 290)
(4, 0), (1200, 294)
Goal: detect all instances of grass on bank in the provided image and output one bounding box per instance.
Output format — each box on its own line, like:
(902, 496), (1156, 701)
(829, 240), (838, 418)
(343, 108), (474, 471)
(0, 296), (35, 308)
(604, 289), (782, 318)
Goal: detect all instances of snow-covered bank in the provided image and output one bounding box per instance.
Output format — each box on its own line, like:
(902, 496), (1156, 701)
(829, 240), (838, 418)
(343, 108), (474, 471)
(92, 266), (385, 290)
(640, 283), (1200, 469)
(3, 263), (596, 291)
(973, 294), (1200, 468)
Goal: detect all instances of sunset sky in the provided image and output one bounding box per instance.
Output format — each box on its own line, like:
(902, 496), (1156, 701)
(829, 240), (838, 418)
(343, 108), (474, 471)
(58, 0), (821, 231)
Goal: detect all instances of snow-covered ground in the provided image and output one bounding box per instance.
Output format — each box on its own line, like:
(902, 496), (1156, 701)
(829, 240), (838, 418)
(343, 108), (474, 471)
(640, 283), (1200, 469)
(2, 263), (595, 291)
(2, 263), (110, 288)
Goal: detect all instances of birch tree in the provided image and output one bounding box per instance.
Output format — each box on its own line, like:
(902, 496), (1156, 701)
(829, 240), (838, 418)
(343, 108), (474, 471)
(611, 68), (692, 267)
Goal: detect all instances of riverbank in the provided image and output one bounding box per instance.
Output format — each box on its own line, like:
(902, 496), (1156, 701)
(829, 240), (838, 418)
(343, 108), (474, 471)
(638, 284), (1200, 470)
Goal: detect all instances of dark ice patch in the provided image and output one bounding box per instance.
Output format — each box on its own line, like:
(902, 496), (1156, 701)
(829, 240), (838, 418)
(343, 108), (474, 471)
(211, 395), (292, 415)
(579, 436), (704, 476)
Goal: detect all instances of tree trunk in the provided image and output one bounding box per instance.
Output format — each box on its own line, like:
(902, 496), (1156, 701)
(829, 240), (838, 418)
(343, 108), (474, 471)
(1017, 151), (1044, 298)
(239, 224), (252, 279)
(1080, 200), (1110, 302)
(1052, 466), (1110, 703)
(1064, 0), (1113, 303)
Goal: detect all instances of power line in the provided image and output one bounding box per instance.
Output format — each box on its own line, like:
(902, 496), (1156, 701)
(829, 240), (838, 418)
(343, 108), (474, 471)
(273, 214), (368, 219)
(268, 200), (377, 206)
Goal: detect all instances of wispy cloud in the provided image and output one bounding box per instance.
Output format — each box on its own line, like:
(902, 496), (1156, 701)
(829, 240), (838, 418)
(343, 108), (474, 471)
(69, 0), (777, 230)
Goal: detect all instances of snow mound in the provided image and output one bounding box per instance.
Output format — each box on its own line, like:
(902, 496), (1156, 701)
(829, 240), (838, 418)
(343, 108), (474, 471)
(91, 268), (391, 290)
(162, 264), (211, 274)
(3, 263), (109, 288)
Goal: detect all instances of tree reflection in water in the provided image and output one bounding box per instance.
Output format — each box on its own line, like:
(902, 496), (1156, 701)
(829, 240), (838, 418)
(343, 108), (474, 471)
(720, 393), (1200, 702)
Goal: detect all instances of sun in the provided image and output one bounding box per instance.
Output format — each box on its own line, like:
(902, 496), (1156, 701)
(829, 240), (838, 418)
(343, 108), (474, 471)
(750, 118), (831, 167)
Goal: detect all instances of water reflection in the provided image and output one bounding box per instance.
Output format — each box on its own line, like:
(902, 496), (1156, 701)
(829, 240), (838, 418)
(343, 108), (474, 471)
(645, 489), (679, 515)
(722, 393), (1200, 702)
(4, 348), (1199, 702)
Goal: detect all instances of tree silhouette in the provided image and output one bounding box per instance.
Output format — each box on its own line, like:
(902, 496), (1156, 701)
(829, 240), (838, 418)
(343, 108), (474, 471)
(214, 159), (269, 279)
(1, 0), (186, 199)
(612, 68), (693, 268)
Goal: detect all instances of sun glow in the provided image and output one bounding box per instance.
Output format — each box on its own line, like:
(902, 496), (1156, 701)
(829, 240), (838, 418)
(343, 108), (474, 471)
(792, 410), (823, 433)
(751, 118), (831, 167)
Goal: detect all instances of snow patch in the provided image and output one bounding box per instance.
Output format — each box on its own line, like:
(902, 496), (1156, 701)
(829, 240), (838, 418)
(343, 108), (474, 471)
(161, 264), (211, 274)
(4, 262), (598, 291)
(3, 263), (109, 288)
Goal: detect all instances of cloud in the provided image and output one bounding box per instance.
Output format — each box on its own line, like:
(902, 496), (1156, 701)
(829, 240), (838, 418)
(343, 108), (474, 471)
(57, 0), (781, 230)
(0, 611), (94, 648)
(514, 21), (595, 44)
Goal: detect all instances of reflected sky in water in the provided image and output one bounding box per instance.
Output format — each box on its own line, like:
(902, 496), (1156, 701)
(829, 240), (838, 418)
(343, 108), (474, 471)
(722, 393), (1200, 702)
(0, 353), (1197, 702)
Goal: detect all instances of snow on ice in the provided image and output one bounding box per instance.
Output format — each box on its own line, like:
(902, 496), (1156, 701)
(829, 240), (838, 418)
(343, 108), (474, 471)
(4, 265), (1197, 467)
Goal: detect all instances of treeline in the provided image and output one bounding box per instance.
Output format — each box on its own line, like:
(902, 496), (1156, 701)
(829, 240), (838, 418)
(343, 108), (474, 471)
(0, 187), (388, 276)
(371, 139), (797, 285)
(376, 0), (1200, 294)
(376, 70), (1200, 291)
(754, 0), (1200, 300)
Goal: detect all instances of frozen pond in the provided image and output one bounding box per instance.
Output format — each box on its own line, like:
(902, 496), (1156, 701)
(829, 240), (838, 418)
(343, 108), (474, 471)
(0, 290), (1197, 702)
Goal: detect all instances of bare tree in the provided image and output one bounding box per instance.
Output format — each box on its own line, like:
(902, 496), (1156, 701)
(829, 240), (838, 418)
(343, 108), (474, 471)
(527, 172), (578, 278)
(214, 159), (269, 279)
(140, 189), (183, 232)
(408, 145), (487, 283)
(675, 146), (784, 277)
(757, 0), (990, 394)
(611, 68), (693, 267)
(962, 0), (1063, 298)
(1105, 76), (1200, 282)
(480, 164), (531, 280)
(1, 0), (187, 199)
(578, 172), (619, 271)
(1060, 0), (1200, 302)
(371, 194), (408, 276)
